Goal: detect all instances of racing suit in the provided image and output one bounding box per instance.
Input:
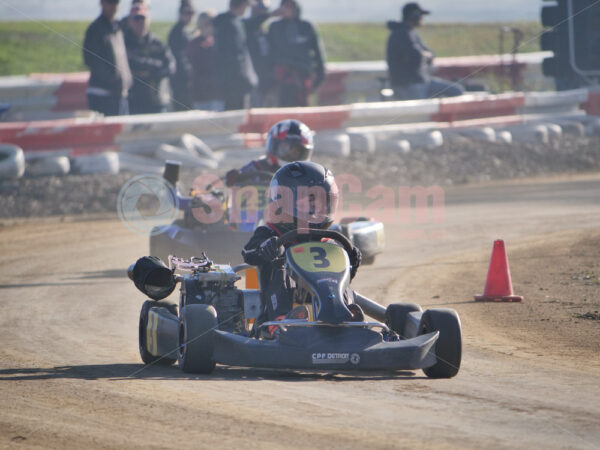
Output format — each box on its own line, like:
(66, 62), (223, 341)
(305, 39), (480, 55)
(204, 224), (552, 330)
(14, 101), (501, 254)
(242, 224), (361, 322)
(225, 156), (280, 187)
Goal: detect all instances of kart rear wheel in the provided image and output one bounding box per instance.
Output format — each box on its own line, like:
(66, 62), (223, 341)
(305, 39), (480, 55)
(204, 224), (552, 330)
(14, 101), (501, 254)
(178, 304), (218, 374)
(139, 300), (178, 366)
(385, 303), (422, 338)
(418, 309), (462, 379)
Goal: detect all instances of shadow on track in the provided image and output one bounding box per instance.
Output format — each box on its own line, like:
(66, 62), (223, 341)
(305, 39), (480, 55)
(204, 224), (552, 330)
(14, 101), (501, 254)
(0, 364), (425, 382)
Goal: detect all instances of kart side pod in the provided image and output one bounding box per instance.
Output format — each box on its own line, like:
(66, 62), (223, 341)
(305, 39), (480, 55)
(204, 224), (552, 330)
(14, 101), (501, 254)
(128, 256), (177, 300)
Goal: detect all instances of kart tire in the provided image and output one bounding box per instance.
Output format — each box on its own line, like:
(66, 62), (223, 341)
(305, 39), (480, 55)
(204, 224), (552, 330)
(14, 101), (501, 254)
(139, 300), (178, 366)
(418, 309), (462, 379)
(362, 255), (376, 265)
(178, 304), (217, 374)
(385, 303), (422, 338)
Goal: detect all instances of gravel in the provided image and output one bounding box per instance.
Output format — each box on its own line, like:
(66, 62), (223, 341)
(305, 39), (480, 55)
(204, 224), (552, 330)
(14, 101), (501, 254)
(1, 134), (599, 220)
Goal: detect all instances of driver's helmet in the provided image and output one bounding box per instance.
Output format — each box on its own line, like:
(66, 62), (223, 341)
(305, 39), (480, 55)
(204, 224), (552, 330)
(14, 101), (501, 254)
(265, 161), (339, 234)
(265, 119), (314, 164)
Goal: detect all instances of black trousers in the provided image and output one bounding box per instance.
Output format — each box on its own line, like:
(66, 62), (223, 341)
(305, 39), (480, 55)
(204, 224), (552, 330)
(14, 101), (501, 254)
(87, 94), (128, 116)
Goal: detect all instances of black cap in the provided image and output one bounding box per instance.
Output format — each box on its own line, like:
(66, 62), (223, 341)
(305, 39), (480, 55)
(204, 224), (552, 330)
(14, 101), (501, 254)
(402, 2), (430, 20)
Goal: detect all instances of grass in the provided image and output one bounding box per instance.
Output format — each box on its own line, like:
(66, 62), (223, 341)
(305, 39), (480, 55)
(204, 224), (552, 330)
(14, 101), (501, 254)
(0, 21), (542, 76)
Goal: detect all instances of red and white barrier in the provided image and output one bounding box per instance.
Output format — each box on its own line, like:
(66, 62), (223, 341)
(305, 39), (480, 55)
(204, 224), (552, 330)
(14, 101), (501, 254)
(0, 88), (597, 160)
(0, 53), (553, 119)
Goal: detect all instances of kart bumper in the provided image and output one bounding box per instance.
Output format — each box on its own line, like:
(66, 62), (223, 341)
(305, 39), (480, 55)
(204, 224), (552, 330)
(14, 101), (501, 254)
(213, 326), (438, 371)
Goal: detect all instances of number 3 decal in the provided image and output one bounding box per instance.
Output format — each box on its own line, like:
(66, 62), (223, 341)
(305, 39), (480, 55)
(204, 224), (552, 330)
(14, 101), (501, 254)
(310, 247), (330, 268)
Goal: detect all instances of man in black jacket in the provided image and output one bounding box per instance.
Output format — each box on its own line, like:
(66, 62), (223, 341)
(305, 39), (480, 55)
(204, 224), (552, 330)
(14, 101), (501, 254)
(124, 4), (175, 114)
(386, 2), (464, 100)
(244, 1), (282, 107)
(213, 0), (257, 110)
(168, 0), (195, 111)
(83, 0), (132, 116)
(267, 0), (325, 107)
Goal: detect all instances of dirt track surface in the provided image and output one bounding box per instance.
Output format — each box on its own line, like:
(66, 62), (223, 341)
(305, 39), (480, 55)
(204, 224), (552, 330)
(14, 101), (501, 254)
(1, 174), (599, 449)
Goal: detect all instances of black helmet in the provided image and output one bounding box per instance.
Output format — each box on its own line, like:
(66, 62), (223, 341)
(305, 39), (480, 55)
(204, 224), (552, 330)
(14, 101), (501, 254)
(265, 119), (313, 164)
(265, 161), (339, 234)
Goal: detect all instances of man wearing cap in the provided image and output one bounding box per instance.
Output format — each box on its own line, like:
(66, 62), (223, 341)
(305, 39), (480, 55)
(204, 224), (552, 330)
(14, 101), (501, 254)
(83, 0), (133, 116)
(386, 2), (464, 100)
(124, 3), (175, 114)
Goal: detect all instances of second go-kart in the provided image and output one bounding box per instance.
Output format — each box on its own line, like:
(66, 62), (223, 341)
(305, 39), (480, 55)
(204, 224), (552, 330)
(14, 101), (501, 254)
(149, 162), (385, 266)
(130, 229), (462, 378)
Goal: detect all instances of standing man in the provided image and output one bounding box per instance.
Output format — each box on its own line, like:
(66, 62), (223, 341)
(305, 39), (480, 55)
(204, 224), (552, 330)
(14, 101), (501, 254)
(213, 0), (257, 111)
(168, 0), (196, 111)
(83, 0), (132, 116)
(244, 0), (281, 107)
(124, 4), (175, 114)
(267, 0), (325, 107)
(386, 2), (464, 100)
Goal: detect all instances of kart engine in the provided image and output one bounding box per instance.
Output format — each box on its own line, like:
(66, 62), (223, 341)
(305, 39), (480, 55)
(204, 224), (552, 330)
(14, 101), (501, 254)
(173, 256), (246, 333)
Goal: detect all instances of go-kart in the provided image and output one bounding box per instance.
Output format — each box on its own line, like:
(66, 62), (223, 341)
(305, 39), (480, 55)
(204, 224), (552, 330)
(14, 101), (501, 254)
(130, 229), (462, 378)
(149, 162), (385, 266)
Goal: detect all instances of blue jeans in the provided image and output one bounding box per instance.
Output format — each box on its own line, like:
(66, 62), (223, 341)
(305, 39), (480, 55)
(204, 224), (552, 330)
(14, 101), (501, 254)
(393, 77), (464, 100)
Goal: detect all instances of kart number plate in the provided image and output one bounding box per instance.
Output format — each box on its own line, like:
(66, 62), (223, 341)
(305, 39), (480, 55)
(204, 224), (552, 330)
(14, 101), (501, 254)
(289, 242), (347, 273)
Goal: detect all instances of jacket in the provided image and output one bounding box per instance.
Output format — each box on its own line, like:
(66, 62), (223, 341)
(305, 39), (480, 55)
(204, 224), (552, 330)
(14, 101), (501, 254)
(267, 18), (325, 88)
(187, 35), (216, 103)
(124, 30), (175, 109)
(386, 21), (432, 86)
(213, 11), (257, 95)
(83, 14), (132, 97)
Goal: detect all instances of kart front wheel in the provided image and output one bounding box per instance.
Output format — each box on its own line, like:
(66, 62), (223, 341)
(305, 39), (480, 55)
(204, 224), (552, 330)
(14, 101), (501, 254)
(178, 304), (218, 374)
(139, 300), (177, 366)
(385, 302), (422, 338)
(418, 309), (462, 379)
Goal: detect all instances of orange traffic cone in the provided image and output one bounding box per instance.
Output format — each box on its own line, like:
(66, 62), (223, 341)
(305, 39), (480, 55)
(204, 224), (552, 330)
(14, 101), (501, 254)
(474, 240), (523, 302)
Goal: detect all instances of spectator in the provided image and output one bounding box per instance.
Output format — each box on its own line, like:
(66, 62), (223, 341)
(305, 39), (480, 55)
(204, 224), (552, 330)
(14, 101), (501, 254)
(120, 0), (150, 32)
(267, 0), (325, 107)
(83, 0), (132, 116)
(124, 4), (175, 114)
(187, 11), (222, 111)
(168, 0), (196, 111)
(213, 0), (258, 111)
(244, 0), (282, 107)
(386, 2), (464, 100)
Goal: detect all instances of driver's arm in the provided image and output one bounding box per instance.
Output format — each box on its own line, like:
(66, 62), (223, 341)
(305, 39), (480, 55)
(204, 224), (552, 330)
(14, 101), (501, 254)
(242, 226), (279, 265)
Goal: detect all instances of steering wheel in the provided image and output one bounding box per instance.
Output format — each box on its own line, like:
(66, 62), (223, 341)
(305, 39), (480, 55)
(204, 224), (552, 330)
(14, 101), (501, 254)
(275, 229), (354, 255)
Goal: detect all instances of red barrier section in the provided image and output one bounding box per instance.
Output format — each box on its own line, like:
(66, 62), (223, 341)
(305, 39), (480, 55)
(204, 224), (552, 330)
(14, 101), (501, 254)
(239, 106), (352, 134)
(582, 91), (600, 117)
(317, 71), (348, 106)
(432, 94), (525, 122)
(0, 119), (123, 151)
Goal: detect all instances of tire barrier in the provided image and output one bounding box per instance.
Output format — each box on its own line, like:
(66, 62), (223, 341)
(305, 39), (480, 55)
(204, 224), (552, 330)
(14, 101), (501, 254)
(155, 144), (219, 170)
(26, 155), (70, 177)
(0, 144), (25, 179)
(71, 152), (120, 175)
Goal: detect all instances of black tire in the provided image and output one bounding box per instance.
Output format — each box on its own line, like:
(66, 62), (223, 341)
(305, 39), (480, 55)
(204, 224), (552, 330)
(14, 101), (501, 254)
(362, 255), (376, 265)
(385, 303), (422, 338)
(418, 309), (462, 379)
(139, 300), (178, 366)
(178, 304), (218, 374)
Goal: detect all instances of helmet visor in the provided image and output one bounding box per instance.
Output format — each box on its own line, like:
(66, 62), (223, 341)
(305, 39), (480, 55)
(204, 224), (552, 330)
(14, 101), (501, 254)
(272, 139), (312, 164)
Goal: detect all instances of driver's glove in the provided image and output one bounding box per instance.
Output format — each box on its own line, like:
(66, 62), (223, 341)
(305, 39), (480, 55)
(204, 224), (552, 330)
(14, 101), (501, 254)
(225, 169), (240, 187)
(349, 246), (362, 279)
(258, 237), (284, 262)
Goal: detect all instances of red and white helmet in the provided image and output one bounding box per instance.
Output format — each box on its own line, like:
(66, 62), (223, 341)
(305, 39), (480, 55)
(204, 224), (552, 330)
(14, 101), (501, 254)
(265, 119), (314, 164)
